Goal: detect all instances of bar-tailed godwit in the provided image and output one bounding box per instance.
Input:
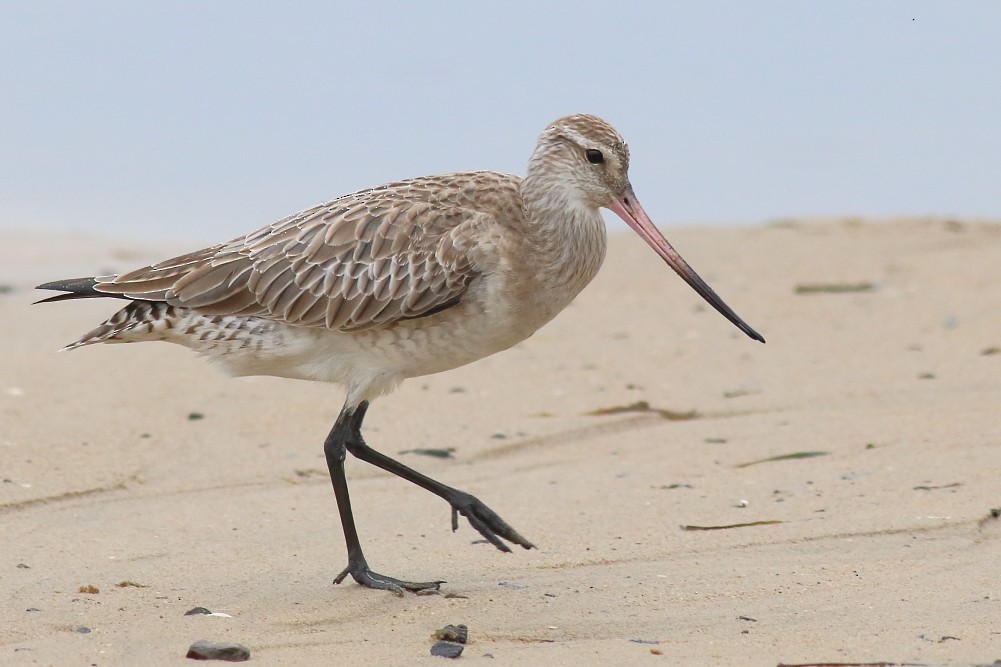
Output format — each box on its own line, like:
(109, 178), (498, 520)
(38, 114), (764, 594)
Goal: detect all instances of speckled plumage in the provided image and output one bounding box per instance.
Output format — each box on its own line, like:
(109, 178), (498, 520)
(38, 114), (763, 593)
(51, 115), (657, 406)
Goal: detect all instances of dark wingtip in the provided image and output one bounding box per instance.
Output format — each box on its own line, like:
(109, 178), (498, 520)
(34, 277), (122, 304)
(36, 277), (99, 293)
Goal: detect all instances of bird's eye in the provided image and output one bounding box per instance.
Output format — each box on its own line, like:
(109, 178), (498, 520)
(585, 149), (605, 164)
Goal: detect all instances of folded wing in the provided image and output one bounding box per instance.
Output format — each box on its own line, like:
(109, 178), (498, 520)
(95, 176), (504, 332)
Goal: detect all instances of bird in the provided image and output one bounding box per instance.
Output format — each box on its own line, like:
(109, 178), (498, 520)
(37, 114), (764, 595)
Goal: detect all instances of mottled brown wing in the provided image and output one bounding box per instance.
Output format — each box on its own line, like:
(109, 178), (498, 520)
(100, 173), (520, 331)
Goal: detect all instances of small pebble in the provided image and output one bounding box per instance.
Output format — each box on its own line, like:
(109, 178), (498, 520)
(76, 626), (91, 634)
(185, 607), (213, 616)
(16, 563), (30, 569)
(185, 640), (250, 662)
(498, 581), (527, 590)
(432, 624), (468, 644)
(430, 641), (463, 658)
(399, 447), (455, 458)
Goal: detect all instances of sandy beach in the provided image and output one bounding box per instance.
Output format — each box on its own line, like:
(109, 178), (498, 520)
(2, 218), (1000, 666)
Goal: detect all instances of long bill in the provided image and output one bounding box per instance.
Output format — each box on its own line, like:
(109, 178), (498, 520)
(607, 185), (765, 343)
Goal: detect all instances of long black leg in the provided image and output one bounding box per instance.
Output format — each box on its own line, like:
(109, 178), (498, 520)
(324, 400), (536, 594)
(324, 402), (444, 595)
(342, 401), (535, 553)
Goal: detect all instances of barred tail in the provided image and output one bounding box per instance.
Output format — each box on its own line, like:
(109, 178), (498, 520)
(65, 301), (177, 350)
(37, 278), (283, 358)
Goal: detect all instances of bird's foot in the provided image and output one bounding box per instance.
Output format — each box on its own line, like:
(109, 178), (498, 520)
(333, 561), (444, 596)
(449, 491), (536, 552)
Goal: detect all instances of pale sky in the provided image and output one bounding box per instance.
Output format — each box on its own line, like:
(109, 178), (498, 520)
(2, 1), (999, 242)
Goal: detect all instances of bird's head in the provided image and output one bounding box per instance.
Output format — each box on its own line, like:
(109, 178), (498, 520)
(529, 113), (765, 344)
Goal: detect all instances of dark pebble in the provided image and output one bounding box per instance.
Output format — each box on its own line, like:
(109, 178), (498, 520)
(185, 640), (250, 662)
(399, 447), (456, 458)
(26, 607), (41, 612)
(430, 641), (464, 658)
(76, 627), (91, 634)
(185, 607), (213, 616)
(17, 563), (31, 569)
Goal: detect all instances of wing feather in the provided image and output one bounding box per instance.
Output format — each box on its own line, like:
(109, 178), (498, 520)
(93, 171), (523, 332)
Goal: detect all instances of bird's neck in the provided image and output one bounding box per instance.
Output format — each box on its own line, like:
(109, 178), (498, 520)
(518, 173), (608, 298)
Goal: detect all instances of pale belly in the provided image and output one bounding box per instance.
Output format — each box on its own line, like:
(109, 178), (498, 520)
(204, 275), (581, 405)
(100, 224), (605, 406)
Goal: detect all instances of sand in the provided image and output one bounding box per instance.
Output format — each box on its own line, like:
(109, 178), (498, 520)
(2, 219), (1000, 666)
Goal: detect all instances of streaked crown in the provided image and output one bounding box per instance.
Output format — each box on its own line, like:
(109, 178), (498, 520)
(527, 114), (632, 210)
